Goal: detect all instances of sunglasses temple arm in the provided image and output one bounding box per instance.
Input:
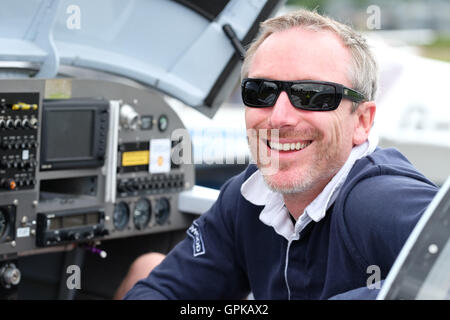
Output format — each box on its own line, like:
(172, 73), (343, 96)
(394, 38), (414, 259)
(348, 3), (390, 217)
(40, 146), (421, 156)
(343, 87), (367, 102)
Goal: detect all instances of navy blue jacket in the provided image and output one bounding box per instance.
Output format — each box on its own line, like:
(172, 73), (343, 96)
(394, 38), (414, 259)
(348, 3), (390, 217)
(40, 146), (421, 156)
(125, 148), (438, 300)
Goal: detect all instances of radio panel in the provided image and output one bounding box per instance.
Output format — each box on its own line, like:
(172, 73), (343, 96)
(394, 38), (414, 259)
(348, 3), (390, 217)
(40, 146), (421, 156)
(0, 78), (195, 261)
(0, 92), (39, 192)
(36, 208), (107, 247)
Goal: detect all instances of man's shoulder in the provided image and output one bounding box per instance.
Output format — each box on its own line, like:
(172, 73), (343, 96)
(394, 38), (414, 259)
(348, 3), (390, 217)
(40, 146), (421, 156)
(350, 147), (434, 182)
(341, 147), (436, 201)
(340, 173), (438, 219)
(331, 147), (439, 269)
(338, 146), (438, 223)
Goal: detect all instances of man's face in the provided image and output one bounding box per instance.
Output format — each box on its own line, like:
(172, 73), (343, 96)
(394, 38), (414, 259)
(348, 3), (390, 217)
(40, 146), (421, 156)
(245, 27), (360, 194)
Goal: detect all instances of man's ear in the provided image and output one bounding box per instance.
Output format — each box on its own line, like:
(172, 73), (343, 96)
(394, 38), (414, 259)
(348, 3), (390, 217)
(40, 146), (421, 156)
(353, 101), (376, 146)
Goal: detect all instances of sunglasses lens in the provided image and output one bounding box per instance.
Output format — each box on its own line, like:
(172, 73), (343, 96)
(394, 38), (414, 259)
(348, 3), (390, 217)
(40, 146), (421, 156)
(243, 80), (279, 107)
(290, 83), (337, 110)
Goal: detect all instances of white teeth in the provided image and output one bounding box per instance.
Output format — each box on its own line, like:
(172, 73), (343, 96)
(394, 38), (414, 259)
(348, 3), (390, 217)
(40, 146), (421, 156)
(268, 140), (312, 151)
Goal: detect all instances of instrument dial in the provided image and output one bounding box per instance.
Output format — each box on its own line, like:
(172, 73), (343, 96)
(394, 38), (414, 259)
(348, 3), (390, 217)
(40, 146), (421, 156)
(113, 202), (130, 231)
(133, 198), (151, 230)
(158, 115), (168, 132)
(155, 197), (170, 225)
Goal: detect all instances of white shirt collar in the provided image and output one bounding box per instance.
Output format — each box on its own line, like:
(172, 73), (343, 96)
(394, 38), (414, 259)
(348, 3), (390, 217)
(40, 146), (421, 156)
(241, 132), (378, 241)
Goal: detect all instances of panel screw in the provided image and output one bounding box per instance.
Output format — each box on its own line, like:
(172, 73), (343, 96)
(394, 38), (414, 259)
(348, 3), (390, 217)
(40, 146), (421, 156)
(428, 244), (439, 254)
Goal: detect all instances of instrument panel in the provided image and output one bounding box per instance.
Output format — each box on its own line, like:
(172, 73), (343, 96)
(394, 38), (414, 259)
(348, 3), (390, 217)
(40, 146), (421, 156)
(0, 78), (195, 261)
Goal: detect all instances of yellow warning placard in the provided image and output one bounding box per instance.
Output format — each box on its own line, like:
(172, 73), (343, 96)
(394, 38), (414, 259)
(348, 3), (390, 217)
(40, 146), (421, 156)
(122, 150), (149, 166)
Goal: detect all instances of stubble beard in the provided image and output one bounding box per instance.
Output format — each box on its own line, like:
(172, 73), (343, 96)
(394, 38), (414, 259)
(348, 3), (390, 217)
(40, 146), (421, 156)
(257, 134), (344, 195)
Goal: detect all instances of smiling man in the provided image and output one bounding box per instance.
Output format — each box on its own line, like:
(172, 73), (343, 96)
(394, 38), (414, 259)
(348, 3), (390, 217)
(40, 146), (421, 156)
(122, 9), (438, 300)
(243, 24), (375, 218)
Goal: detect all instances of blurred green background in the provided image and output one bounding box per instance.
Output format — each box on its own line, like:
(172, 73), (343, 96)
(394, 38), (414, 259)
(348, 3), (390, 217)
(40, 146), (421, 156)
(286, 0), (450, 62)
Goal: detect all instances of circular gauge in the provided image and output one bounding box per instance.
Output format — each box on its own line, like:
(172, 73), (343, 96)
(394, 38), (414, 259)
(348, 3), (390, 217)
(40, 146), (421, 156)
(0, 209), (7, 239)
(133, 198), (152, 230)
(158, 115), (168, 132)
(113, 202), (130, 231)
(155, 197), (170, 225)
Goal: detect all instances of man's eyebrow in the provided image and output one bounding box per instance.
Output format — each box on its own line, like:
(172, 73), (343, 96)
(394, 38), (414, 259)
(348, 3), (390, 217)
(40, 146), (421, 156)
(247, 75), (331, 81)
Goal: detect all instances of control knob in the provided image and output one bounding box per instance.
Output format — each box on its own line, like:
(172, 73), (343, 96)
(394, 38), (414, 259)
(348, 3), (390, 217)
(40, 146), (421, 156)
(5, 119), (14, 129)
(67, 231), (81, 241)
(0, 160), (11, 169)
(13, 119), (22, 129)
(0, 263), (21, 288)
(21, 118), (30, 129)
(1, 179), (16, 190)
(120, 104), (139, 130)
(29, 117), (38, 129)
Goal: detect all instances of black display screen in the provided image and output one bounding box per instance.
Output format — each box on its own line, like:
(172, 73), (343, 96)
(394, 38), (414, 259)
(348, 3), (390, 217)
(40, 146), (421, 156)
(40, 98), (109, 170)
(46, 110), (94, 160)
(48, 212), (100, 230)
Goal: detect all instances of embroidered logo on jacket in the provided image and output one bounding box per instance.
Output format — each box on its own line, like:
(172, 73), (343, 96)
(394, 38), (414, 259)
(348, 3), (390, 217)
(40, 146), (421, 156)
(186, 221), (205, 256)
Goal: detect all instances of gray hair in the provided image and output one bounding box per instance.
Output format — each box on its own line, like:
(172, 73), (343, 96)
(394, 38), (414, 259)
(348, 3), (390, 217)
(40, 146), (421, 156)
(241, 9), (378, 112)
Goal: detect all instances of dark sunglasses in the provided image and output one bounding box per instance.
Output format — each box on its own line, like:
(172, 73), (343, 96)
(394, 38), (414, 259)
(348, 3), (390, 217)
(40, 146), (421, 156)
(241, 78), (367, 111)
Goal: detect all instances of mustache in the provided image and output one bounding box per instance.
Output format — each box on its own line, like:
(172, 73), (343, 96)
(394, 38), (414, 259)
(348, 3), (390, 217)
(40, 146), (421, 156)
(251, 128), (323, 140)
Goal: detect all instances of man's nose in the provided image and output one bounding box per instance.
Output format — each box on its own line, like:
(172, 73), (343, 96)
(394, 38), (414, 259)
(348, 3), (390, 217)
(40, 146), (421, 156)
(268, 91), (300, 128)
